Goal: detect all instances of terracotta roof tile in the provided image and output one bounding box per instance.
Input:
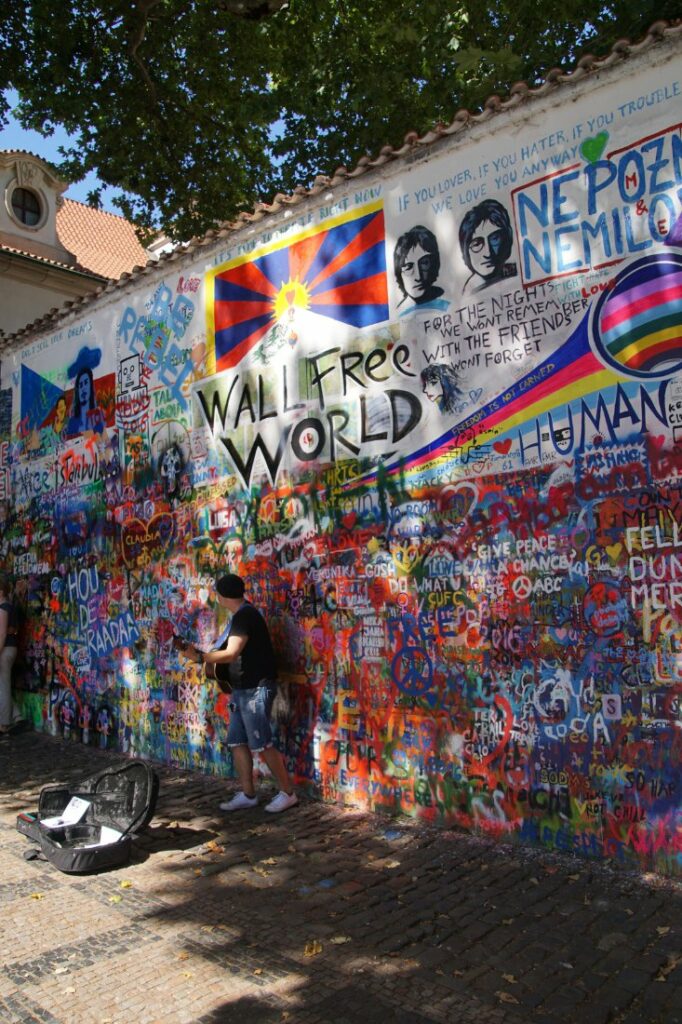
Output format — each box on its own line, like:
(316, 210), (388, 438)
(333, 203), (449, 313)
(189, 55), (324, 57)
(56, 198), (149, 280)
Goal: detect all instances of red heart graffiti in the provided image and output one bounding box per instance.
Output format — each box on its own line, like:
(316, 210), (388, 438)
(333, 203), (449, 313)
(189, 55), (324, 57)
(121, 514), (175, 570)
(493, 439), (512, 455)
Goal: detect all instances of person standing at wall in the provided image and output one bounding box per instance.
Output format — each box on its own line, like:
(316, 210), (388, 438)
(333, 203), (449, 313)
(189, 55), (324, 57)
(0, 576), (19, 738)
(180, 574), (298, 813)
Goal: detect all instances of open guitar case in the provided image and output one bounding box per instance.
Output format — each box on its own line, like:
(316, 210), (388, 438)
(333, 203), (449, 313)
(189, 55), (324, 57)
(16, 760), (159, 874)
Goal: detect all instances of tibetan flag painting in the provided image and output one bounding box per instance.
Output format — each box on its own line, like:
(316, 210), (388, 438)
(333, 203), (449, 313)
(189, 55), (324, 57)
(206, 201), (389, 374)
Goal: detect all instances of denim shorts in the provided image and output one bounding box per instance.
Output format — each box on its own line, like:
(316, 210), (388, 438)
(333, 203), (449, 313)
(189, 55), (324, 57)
(226, 685), (276, 752)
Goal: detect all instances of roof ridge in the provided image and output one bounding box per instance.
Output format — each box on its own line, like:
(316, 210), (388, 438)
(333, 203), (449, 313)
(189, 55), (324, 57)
(2, 18), (680, 347)
(197, 19), (681, 242)
(0, 241), (106, 278)
(0, 148), (59, 168)
(59, 196), (134, 225)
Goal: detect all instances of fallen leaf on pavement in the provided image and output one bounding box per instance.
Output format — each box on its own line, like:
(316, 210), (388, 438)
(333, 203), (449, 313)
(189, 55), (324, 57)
(497, 992), (519, 1004)
(654, 953), (681, 982)
(330, 936), (352, 945)
(568, 873), (580, 881)
(63, 987), (76, 994)
(54, 967), (69, 975)
(502, 918), (513, 925)
(304, 940), (323, 957)
(120, 880), (134, 889)
(502, 974), (517, 984)
(109, 895), (122, 903)
(29, 893), (45, 900)
(168, 821), (179, 829)
(253, 968), (263, 975)
(182, 972), (194, 979)
(205, 840), (225, 854)
(177, 952), (190, 961)
(529, 877), (540, 886)
(261, 857), (277, 865)
(383, 859), (401, 869)
(657, 926), (671, 936)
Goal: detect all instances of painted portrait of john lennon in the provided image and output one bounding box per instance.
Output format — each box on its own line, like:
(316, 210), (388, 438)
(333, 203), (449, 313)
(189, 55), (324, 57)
(459, 199), (517, 294)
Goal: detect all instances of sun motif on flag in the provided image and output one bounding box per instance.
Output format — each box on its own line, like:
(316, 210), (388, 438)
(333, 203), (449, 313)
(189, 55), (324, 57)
(273, 278), (311, 321)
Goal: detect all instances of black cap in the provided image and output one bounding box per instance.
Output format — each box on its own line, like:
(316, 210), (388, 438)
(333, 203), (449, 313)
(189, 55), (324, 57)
(216, 574), (245, 599)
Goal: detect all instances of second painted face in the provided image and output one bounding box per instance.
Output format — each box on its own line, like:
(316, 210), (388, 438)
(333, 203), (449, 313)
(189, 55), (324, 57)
(422, 377), (443, 404)
(467, 219), (505, 278)
(78, 372), (91, 406)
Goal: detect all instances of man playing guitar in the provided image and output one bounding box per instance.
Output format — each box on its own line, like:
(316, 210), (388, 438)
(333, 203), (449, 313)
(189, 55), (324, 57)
(176, 574), (298, 814)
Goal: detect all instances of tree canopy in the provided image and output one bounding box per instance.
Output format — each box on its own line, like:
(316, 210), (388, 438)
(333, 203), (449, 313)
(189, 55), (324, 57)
(1, 1), (678, 239)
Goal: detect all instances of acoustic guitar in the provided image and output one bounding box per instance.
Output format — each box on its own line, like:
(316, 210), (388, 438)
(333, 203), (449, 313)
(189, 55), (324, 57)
(173, 635), (233, 694)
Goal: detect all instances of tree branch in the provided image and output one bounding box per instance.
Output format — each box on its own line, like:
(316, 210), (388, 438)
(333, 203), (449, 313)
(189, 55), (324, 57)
(216, 0), (289, 17)
(127, 0), (164, 105)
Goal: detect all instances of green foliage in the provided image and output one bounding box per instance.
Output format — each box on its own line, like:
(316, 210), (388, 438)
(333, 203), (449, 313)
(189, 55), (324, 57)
(1, 1), (678, 239)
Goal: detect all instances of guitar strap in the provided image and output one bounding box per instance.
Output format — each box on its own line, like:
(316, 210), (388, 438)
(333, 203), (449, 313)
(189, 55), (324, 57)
(212, 621), (231, 652)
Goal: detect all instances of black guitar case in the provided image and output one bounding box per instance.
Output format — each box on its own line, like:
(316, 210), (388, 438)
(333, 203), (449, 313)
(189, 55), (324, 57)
(16, 760), (159, 874)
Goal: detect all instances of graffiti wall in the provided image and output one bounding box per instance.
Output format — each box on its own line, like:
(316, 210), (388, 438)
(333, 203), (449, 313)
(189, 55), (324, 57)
(2, 36), (682, 874)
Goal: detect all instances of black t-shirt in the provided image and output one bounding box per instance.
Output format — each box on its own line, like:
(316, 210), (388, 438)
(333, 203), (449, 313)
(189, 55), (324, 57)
(227, 602), (277, 689)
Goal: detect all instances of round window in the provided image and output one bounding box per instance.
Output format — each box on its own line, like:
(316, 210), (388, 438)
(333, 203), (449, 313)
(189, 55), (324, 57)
(11, 187), (42, 227)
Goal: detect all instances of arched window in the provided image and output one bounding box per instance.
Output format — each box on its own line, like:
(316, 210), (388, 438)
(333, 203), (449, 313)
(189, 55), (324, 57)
(11, 187), (42, 227)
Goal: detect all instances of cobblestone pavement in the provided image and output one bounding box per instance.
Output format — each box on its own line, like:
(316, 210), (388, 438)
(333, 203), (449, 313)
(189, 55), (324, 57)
(0, 734), (680, 1024)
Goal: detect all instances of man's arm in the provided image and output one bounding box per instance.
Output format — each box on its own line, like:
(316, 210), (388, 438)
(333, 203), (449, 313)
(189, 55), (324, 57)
(179, 633), (247, 666)
(203, 633), (247, 665)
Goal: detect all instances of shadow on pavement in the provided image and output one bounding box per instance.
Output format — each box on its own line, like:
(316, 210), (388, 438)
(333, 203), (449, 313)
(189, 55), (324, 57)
(1, 732), (681, 1024)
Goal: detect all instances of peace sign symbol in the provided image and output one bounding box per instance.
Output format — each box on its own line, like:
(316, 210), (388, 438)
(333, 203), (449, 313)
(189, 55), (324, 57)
(512, 575), (532, 600)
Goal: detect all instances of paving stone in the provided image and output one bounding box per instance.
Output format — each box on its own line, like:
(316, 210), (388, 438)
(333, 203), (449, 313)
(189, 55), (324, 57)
(1, 732), (681, 1024)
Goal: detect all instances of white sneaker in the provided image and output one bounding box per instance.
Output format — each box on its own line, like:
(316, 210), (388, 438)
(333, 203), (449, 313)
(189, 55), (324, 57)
(264, 791), (298, 814)
(219, 792), (258, 811)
